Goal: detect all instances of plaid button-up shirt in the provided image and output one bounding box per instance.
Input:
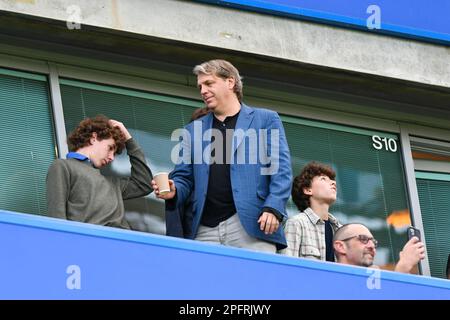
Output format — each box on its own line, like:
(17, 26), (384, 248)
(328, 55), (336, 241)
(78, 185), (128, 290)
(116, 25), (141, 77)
(280, 207), (341, 261)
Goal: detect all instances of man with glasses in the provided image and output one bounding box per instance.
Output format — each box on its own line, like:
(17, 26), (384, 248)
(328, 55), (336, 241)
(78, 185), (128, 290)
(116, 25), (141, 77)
(333, 223), (425, 273)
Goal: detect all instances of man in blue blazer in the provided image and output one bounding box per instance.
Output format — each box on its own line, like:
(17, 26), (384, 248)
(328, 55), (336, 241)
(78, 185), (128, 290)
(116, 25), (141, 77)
(153, 59), (292, 252)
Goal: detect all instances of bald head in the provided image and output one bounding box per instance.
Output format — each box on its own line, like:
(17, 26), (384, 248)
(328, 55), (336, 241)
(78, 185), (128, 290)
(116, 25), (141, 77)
(333, 223), (371, 242)
(333, 223), (377, 267)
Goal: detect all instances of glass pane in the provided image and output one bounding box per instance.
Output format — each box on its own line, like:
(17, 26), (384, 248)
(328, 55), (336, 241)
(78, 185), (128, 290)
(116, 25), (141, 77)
(284, 119), (410, 271)
(0, 71), (55, 215)
(417, 176), (450, 279)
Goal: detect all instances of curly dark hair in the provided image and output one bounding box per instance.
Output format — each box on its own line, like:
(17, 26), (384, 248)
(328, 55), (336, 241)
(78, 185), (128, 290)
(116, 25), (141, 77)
(291, 162), (336, 211)
(67, 115), (126, 154)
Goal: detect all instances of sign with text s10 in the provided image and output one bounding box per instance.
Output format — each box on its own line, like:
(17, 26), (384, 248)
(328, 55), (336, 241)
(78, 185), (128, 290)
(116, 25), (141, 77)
(195, 0), (450, 45)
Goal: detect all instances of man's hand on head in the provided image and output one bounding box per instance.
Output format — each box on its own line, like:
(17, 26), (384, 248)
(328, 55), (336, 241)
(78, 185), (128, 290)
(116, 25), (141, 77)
(109, 119), (132, 141)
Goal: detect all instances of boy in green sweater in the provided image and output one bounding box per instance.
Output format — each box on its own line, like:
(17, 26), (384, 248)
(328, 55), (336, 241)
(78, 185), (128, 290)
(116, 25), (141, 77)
(46, 115), (153, 229)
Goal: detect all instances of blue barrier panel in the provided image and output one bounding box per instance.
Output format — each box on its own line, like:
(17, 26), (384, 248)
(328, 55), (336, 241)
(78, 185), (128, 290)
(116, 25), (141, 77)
(1, 209), (449, 299)
(195, 0), (450, 45)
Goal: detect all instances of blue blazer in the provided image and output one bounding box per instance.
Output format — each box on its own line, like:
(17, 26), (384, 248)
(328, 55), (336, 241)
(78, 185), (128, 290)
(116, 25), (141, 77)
(165, 194), (193, 239)
(169, 104), (292, 249)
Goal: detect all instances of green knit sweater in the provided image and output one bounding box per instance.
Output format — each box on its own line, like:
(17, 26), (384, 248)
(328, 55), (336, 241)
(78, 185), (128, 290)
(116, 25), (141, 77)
(46, 138), (153, 229)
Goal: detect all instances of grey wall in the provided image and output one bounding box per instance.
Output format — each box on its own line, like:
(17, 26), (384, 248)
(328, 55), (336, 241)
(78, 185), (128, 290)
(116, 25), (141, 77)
(0, 0), (449, 89)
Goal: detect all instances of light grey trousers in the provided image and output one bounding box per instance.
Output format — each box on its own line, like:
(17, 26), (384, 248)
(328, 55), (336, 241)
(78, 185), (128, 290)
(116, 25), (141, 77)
(195, 213), (276, 253)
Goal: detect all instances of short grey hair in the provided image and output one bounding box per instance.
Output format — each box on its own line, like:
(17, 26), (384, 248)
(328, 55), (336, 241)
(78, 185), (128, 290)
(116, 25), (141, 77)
(193, 59), (243, 102)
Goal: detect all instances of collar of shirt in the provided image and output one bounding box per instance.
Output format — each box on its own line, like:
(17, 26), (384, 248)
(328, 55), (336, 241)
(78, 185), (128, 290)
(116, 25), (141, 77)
(66, 152), (90, 162)
(304, 207), (339, 226)
(212, 110), (240, 126)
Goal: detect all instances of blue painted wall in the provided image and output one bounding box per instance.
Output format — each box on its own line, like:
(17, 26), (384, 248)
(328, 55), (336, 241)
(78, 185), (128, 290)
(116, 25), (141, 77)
(196, 0), (450, 45)
(1, 210), (449, 299)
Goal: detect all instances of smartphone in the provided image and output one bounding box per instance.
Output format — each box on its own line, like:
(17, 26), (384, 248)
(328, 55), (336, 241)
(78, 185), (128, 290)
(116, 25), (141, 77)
(407, 226), (421, 241)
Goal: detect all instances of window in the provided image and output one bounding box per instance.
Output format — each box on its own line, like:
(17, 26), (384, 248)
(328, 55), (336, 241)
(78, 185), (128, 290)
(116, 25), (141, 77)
(283, 116), (411, 271)
(0, 68), (55, 215)
(416, 173), (450, 278)
(411, 137), (450, 278)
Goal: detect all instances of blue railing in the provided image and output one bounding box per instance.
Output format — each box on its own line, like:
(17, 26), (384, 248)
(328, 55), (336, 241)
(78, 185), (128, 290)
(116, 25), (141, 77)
(1, 209), (449, 299)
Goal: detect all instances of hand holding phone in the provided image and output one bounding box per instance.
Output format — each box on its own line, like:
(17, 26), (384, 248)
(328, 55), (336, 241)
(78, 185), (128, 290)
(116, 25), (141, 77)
(396, 226), (425, 273)
(407, 226), (421, 241)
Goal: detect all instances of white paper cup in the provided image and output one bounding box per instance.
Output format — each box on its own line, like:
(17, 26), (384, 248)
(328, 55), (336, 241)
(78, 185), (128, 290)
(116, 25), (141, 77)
(154, 172), (170, 195)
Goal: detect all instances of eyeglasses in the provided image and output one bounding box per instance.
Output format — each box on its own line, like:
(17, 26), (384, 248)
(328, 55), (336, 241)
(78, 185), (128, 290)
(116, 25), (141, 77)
(340, 235), (378, 248)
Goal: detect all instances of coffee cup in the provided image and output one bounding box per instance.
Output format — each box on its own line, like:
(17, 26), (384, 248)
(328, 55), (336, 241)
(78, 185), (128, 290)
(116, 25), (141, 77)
(154, 172), (170, 195)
